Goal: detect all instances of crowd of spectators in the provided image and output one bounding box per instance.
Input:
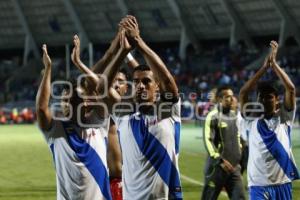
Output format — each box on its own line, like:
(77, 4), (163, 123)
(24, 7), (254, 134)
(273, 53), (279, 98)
(1, 41), (300, 124)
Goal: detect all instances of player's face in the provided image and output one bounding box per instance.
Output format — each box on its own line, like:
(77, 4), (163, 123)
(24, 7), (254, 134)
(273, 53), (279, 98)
(231, 96), (238, 111)
(76, 86), (101, 121)
(113, 72), (128, 96)
(60, 87), (84, 121)
(133, 70), (158, 104)
(258, 92), (279, 115)
(61, 89), (72, 118)
(220, 89), (234, 110)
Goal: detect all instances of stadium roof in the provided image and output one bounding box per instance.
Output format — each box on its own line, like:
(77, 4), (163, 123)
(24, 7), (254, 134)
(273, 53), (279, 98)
(0, 0), (299, 51)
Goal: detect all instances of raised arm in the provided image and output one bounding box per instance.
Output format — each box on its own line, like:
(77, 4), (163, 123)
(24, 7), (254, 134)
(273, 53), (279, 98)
(91, 31), (120, 74)
(102, 30), (132, 90)
(239, 53), (270, 115)
(122, 16), (179, 99)
(71, 35), (99, 90)
(270, 41), (296, 111)
(125, 52), (139, 68)
(71, 32), (131, 105)
(36, 45), (52, 131)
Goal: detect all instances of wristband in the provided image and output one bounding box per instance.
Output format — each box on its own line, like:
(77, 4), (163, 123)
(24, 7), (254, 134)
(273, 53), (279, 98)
(125, 52), (134, 63)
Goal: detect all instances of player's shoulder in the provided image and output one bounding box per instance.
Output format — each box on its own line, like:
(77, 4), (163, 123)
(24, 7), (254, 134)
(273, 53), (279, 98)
(206, 108), (218, 118)
(238, 114), (258, 130)
(279, 104), (296, 124)
(40, 119), (65, 142)
(113, 113), (134, 126)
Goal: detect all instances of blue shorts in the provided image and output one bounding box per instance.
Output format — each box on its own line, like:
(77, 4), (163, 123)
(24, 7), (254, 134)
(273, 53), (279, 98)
(249, 183), (292, 200)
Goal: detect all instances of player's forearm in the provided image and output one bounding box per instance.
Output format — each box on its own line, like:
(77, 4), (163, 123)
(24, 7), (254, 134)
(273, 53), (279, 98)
(108, 124), (122, 177)
(239, 64), (268, 114)
(134, 36), (178, 97)
(36, 66), (51, 111)
(272, 62), (295, 92)
(272, 62), (296, 110)
(74, 60), (99, 90)
(204, 117), (220, 159)
(102, 47), (130, 90)
(108, 88), (121, 104)
(240, 64), (268, 97)
(205, 140), (220, 159)
(91, 35), (120, 74)
(125, 53), (139, 68)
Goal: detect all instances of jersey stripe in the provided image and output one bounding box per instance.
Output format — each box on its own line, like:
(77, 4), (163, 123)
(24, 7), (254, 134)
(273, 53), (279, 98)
(287, 126), (291, 148)
(49, 143), (56, 165)
(204, 109), (220, 158)
(130, 117), (183, 199)
(257, 119), (300, 180)
(62, 122), (112, 200)
(174, 121), (180, 154)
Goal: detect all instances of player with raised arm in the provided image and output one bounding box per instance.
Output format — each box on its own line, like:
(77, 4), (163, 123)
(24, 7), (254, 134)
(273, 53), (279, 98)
(36, 44), (112, 200)
(107, 57), (138, 200)
(117, 15), (183, 200)
(239, 41), (299, 200)
(70, 15), (183, 200)
(71, 31), (136, 200)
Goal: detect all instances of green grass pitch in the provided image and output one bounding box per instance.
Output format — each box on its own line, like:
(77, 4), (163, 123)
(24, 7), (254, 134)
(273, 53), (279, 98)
(0, 124), (300, 200)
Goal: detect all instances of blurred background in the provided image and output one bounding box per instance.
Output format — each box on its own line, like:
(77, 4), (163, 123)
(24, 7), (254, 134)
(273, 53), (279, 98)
(0, 0), (300, 199)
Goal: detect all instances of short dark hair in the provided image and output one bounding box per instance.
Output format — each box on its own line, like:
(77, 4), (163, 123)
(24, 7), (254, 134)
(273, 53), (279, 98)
(119, 67), (129, 79)
(61, 78), (81, 101)
(133, 64), (151, 73)
(216, 85), (232, 98)
(61, 78), (77, 91)
(257, 81), (279, 97)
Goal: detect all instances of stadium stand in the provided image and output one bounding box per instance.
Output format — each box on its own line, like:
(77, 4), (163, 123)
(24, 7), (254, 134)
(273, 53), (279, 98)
(1, 0), (300, 125)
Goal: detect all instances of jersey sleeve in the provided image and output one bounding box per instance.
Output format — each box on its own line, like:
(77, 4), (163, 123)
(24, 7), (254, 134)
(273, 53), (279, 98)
(280, 104), (296, 125)
(171, 98), (181, 123)
(41, 119), (59, 144)
(157, 97), (181, 122)
(203, 110), (220, 159)
(237, 114), (253, 142)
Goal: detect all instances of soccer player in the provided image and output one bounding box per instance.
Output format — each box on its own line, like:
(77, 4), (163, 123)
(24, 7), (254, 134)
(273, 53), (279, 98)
(71, 30), (138, 200)
(107, 67), (128, 200)
(36, 44), (112, 200)
(201, 86), (245, 200)
(108, 58), (139, 200)
(74, 15), (182, 199)
(71, 31), (133, 200)
(117, 15), (182, 200)
(239, 41), (299, 199)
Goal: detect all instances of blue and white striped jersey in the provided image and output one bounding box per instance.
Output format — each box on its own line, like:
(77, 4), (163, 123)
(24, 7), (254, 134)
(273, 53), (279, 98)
(116, 100), (182, 200)
(238, 106), (300, 187)
(41, 116), (112, 200)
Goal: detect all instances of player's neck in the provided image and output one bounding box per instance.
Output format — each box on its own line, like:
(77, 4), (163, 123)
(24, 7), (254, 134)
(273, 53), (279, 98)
(138, 104), (155, 115)
(264, 112), (276, 120)
(218, 104), (230, 114)
(69, 118), (78, 125)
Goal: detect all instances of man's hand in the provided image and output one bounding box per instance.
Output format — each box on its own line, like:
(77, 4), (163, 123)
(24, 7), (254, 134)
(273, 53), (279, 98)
(71, 34), (82, 66)
(262, 54), (271, 69)
(220, 158), (235, 173)
(119, 30), (132, 51)
(42, 44), (51, 68)
(270, 40), (279, 65)
(119, 15), (140, 40)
